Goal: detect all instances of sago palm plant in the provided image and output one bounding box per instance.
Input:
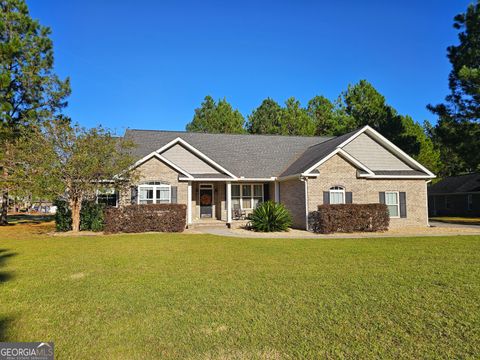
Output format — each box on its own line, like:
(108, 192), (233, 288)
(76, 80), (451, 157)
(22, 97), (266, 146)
(249, 201), (292, 232)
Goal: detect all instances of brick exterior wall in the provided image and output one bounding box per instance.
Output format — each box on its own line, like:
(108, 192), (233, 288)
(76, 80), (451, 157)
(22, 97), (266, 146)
(307, 154), (429, 228)
(119, 157), (187, 206)
(279, 179), (306, 229)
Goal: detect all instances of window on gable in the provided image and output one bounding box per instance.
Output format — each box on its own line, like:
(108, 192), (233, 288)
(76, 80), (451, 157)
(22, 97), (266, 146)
(329, 186), (345, 204)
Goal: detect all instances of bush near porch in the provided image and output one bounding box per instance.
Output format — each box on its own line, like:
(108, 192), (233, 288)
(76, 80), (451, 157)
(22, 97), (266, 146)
(104, 204), (186, 233)
(249, 201), (292, 232)
(310, 203), (390, 234)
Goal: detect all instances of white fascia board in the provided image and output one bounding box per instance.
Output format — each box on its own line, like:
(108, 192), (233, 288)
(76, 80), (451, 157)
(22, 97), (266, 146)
(357, 126), (436, 177)
(302, 148), (374, 176)
(156, 137), (237, 179)
(277, 174), (300, 182)
(178, 177), (276, 182)
(358, 173), (436, 179)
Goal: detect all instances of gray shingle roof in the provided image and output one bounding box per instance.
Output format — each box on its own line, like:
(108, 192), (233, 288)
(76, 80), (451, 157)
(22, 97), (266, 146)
(428, 173), (480, 194)
(125, 129), (331, 178)
(280, 130), (359, 176)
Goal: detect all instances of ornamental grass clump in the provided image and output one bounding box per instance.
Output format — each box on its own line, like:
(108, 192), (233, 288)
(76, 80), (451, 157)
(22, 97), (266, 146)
(249, 201), (292, 232)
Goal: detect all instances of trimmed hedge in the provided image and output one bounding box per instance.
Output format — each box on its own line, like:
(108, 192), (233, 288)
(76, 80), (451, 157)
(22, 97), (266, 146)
(309, 203), (389, 234)
(54, 199), (105, 232)
(104, 204), (186, 233)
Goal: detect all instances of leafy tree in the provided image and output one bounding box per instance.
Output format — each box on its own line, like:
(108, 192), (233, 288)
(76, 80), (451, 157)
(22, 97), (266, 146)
(306, 95), (354, 136)
(428, 1), (480, 175)
(246, 98), (283, 134)
(0, 0), (70, 225)
(26, 120), (137, 232)
(186, 96), (245, 134)
(279, 97), (315, 136)
(402, 116), (441, 173)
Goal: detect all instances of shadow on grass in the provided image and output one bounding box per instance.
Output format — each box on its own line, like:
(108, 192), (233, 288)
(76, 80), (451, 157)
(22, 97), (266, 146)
(0, 250), (17, 283)
(0, 317), (14, 341)
(6, 214), (55, 225)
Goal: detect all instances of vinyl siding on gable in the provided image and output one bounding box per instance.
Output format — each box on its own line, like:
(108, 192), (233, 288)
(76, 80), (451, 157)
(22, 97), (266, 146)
(161, 144), (221, 174)
(343, 133), (413, 171)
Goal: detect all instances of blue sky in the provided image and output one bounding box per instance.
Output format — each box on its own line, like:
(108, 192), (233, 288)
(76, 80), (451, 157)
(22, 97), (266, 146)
(29, 0), (470, 134)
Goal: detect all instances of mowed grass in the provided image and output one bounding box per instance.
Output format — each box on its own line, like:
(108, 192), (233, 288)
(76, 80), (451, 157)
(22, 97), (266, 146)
(0, 223), (479, 359)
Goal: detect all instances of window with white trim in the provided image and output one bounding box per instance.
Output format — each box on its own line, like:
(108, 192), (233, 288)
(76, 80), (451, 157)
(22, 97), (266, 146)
(385, 191), (399, 217)
(329, 186), (345, 204)
(231, 184), (264, 210)
(138, 182), (171, 204)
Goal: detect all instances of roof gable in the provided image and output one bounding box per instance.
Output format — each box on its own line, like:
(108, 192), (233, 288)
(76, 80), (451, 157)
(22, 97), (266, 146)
(343, 132), (413, 171)
(161, 143), (222, 175)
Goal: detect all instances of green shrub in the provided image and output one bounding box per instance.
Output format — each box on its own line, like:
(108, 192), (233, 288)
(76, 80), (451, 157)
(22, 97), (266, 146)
(54, 199), (72, 232)
(249, 201), (292, 232)
(80, 202), (105, 232)
(54, 199), (105, 232)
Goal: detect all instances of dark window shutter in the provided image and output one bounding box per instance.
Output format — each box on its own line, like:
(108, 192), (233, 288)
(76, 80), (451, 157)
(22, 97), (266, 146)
(379, 192), (385, 204)
(263, 183), (270, 201)
(346, 192), (353, 204)
(399, 192), (407, 218)
(131, 186), (138, 205)
(323, 191), (330, 205)
(171, 186), (178, 204)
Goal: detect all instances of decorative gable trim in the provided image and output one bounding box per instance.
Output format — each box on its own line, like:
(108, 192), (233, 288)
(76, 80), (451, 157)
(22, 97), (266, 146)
(338, 126), (436, 178)
(131, 152), (193, 179)
(302, 148), (375, 176)
(156, 137), (237, 179)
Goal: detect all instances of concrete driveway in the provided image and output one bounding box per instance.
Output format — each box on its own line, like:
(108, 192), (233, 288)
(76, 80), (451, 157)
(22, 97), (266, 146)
(429, 220), (480, 229)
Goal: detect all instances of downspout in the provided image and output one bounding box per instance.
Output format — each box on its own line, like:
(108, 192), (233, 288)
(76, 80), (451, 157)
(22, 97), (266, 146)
(425, 180), (432, 227)
(300, 176), (309, 231)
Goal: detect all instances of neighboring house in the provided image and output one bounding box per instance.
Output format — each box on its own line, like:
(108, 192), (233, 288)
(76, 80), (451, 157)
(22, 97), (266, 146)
(103, 125), (435, 230)
(428, 173), (480, 217)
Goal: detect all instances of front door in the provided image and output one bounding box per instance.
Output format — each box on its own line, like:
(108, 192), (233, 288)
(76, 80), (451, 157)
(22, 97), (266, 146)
(199, 185), (213, 218)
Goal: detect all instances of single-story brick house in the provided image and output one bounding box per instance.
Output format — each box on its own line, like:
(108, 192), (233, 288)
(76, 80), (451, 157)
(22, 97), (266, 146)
(428, 173), (480, 217)
(99, 126), (435, 230)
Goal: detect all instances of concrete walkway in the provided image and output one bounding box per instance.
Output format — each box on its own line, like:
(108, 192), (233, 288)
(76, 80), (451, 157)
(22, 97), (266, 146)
(429, 220), (480, 229)
(189, 222), (480, 239)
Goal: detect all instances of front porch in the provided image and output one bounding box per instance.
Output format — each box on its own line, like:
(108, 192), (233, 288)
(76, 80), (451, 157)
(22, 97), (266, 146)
(186, 181), (278, 227)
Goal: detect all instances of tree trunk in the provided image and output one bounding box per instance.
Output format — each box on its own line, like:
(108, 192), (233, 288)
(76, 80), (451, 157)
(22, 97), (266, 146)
(0, 190), (8, 226)
(70, 199), (81, 232)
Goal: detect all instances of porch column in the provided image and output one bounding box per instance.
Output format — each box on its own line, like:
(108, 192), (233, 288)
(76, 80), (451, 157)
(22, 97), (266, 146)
(187, 181), (192, 225)
(275, 181), (280, 202)
(226, 181), (232, 224)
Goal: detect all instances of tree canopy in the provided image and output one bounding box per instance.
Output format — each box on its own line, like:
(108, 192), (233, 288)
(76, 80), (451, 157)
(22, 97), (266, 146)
(428, 1), (480, 176)
(186, 96), (245, 134)
(25, 120), (137, 232)
(0, 0), (71, 224)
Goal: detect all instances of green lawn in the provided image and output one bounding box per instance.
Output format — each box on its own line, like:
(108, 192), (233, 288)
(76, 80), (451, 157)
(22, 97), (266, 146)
(1, 223), (479, 359)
